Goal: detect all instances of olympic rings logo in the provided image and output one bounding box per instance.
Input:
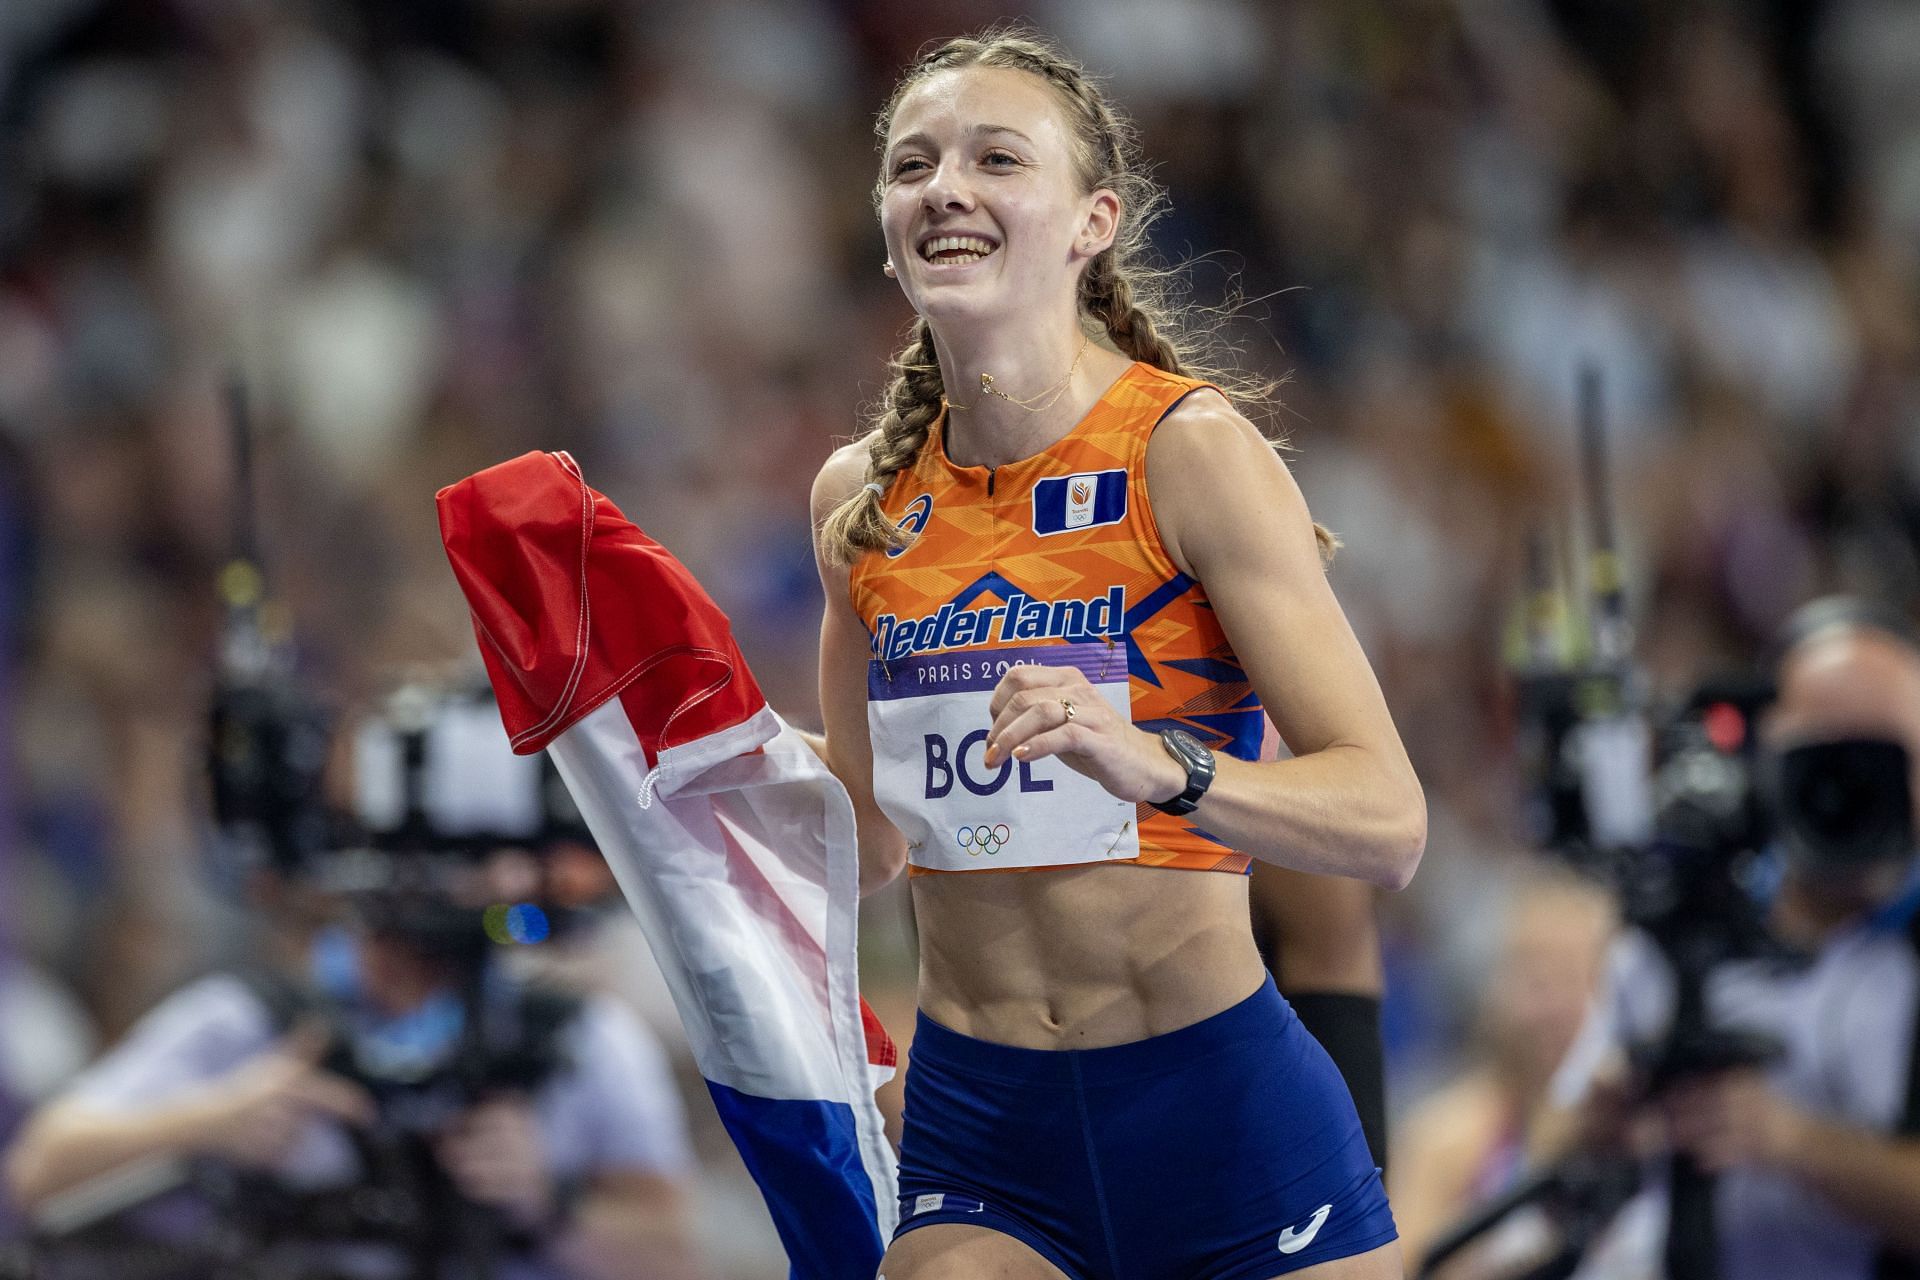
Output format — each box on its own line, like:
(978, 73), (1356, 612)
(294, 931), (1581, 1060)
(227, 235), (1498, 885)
(956, 824), (1012, 856)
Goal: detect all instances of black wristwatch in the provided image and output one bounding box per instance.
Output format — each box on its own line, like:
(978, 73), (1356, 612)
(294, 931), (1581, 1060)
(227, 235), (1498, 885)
(1152, 729), (1216, 816)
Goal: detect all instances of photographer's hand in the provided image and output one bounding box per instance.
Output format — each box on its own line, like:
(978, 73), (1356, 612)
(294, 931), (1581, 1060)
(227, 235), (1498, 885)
(1531, 1053), (1662, 1168)
(436, 1097), (557, 1228)
(1660, 1069), (1920, 1253)
(1662, 1071), (1812, 1173)
(2, 1023), (372, 1208)
(195, 1024), (376, 1168)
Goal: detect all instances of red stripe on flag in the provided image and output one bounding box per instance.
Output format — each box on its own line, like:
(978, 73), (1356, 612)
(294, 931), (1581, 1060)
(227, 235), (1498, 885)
(438, 451), (766, 756)
(860, 998), (898, 1068)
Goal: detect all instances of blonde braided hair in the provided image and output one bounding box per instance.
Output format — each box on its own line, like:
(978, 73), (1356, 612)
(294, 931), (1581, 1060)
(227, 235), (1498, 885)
(820, 26), (1336, 566)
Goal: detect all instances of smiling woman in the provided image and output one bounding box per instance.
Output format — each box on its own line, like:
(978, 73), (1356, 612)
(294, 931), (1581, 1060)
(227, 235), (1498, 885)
(807, 27), (1422, 1280)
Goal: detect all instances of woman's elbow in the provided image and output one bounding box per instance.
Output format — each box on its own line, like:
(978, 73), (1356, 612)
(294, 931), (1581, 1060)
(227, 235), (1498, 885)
(857, 838), (908, 897)
(1373, 785), (1427, 892)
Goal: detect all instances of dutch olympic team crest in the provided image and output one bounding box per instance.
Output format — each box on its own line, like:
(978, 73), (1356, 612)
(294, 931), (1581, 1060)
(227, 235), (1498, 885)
(1033, 469), (1126, 535)
(957, 824), (1013, 856)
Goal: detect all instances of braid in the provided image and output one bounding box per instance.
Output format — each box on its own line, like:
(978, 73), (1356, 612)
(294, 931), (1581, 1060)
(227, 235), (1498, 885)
(819, 317), (943, 566)
(1082, 253), (1339, 560)
(1082, 257), (1186, 375)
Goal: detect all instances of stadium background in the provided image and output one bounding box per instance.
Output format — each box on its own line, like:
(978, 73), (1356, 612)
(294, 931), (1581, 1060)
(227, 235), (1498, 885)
(1, 0), (1917, 1272)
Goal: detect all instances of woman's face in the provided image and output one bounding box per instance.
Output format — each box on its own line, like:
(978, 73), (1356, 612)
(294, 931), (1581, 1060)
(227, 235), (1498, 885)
(879, 66), (1113, 330)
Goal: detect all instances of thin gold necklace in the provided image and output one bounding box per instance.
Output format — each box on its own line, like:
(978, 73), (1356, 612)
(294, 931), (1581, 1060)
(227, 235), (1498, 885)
(943, 335), (1091, 414)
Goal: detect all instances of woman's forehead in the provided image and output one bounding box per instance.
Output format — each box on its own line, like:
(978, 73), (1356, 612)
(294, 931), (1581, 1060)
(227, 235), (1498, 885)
(887, 66), (1069, 148)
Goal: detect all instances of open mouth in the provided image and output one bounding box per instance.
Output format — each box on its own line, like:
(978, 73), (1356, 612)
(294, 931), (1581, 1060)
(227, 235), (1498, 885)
(918, 234), (998, 266)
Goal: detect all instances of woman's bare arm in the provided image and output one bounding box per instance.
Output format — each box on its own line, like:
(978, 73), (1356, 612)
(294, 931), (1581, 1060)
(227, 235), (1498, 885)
(1146, 393), (1426, 887)
(980, 393), (1424, 888)
(809, 444), (909, 894)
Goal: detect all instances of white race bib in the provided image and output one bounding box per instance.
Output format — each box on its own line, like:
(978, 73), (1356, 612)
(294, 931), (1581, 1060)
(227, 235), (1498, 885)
(866, 642), (1140, 871)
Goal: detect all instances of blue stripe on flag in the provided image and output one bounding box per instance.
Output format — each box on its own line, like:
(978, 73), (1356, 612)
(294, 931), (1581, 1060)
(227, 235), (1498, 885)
(706, 1080), (885, 1279)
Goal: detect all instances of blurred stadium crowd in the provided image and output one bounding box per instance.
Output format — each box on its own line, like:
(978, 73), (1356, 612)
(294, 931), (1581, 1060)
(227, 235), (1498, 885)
(1, 0), (1918, 1273)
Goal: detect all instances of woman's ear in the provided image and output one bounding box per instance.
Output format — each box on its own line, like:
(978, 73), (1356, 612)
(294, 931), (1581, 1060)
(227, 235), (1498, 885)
(1077, 188), (1122, 258)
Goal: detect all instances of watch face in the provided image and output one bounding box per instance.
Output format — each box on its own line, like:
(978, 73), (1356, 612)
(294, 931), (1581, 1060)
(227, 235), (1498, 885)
(1155, 729), (1214, 815)
(1165, 729), (1206, 768)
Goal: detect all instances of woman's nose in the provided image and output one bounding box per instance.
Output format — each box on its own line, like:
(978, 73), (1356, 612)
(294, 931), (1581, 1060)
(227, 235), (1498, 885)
(921, 159), (976, 213)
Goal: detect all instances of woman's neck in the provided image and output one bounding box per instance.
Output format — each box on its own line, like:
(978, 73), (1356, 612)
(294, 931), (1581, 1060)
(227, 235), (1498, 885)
(934, 322), (1133, 469)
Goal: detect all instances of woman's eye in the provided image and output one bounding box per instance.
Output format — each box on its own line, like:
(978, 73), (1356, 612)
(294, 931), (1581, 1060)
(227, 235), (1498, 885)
(892, 157), (929, 177)
(983, 151), (1019, 167)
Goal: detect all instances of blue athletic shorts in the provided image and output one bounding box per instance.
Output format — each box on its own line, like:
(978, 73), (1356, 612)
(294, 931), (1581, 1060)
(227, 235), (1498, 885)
(893, 974), (1397, 1279)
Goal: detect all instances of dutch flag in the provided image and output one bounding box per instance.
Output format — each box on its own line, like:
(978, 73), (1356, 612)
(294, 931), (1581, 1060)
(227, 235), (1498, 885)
(437, 451), (898, 1278)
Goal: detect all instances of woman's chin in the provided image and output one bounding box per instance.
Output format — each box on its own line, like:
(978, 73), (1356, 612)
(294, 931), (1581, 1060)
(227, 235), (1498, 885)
(913, 286), (1012, 330)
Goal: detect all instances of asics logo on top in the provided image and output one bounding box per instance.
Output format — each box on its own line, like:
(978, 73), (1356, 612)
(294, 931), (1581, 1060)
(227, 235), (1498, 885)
(886, 493), (935, 559)
(1277, 1204), (1332, 1254)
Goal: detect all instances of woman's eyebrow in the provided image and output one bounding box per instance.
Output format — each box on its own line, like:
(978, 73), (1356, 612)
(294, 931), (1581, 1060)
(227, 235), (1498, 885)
(888, 124), (1036, 157)
(975, 124), (1035, 146)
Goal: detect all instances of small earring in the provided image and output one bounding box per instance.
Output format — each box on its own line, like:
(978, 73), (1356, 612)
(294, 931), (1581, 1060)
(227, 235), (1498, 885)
(883, 259), (897, 278)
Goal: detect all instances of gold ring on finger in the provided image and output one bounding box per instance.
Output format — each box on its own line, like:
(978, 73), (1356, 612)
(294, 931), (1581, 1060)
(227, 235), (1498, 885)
(1060, 698), (1077, 722)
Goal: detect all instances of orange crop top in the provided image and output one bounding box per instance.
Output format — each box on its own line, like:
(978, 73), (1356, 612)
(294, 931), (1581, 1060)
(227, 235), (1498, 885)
(849, 361), (1258, 876)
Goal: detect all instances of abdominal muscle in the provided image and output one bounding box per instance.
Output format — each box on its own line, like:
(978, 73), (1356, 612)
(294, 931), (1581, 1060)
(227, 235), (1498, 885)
(910, 862), (1270, 1049)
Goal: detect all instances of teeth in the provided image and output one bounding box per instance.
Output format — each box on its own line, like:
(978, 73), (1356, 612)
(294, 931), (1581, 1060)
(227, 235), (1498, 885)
(921, 235), (996, 261)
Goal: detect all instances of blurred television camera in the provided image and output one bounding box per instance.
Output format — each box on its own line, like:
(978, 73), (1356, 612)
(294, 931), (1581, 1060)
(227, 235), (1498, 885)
(1420, 372), (1920, 1280)
(1, 383), (693, 1280)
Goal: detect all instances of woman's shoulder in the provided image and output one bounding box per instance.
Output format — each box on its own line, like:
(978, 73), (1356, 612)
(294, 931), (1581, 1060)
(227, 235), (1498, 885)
(1144, 383), (1314, 578)
(1151, 381), (1269, 454)
(1146, 384), (1294, 506)
(811, 437), (876, 520)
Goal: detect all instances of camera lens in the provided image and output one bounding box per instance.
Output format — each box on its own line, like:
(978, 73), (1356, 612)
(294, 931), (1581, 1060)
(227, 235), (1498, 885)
(1775, 739), (1914, 869)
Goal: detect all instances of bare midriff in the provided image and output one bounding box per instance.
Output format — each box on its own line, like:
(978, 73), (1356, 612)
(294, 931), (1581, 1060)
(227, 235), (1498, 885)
(910, 862), (1269, 1049)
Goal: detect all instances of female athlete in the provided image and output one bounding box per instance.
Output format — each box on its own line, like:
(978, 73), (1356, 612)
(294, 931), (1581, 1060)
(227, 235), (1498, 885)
(807, 30), (1426, 1280)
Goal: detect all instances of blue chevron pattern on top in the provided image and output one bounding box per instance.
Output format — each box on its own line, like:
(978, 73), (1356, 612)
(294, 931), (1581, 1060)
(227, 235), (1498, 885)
(1133, 708), (1264, 760)
(933, 571), (1203, 689)
(1162, 656), (1248, 684)
(1124, 572), (1195, 629)
(947, 570), (1026, 612)
(1121, 572), (1197, 687)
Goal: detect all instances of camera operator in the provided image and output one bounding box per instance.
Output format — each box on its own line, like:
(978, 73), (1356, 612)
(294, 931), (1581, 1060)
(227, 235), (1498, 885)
(2, 692), (708, 1280)
(1543, 600), (1920, 1279)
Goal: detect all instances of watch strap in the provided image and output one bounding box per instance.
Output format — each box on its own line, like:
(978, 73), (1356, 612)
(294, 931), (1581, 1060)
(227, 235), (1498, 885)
(1152, 730), (1215, 816)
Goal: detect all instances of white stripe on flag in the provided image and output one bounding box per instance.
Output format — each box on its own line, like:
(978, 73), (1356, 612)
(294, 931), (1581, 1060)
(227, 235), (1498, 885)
(546, 700), (897, 1233)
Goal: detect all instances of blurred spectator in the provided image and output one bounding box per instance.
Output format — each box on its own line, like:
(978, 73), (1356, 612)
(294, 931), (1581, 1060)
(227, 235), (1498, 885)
(3, 838), (707, 1280)
(1390, 869), (1614, 1276)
